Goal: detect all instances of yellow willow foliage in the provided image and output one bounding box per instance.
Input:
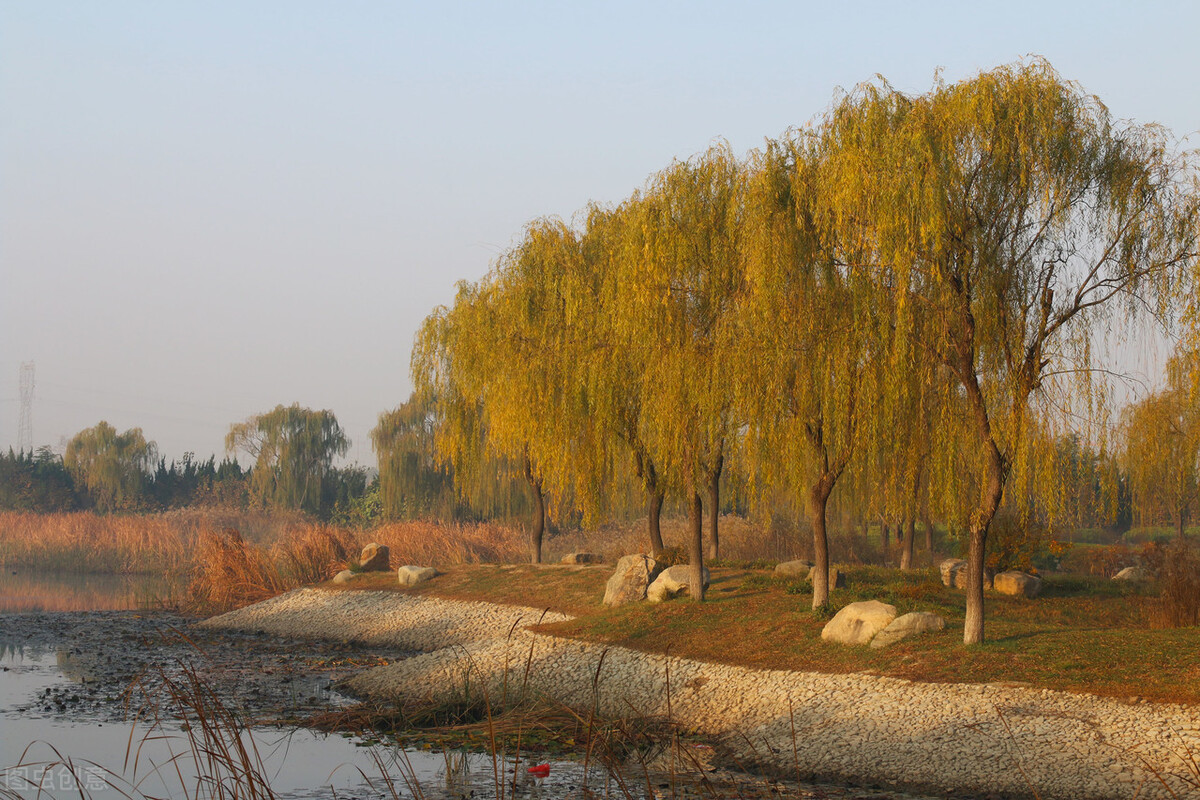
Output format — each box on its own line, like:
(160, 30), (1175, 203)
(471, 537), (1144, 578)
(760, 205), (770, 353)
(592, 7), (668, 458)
(814, 59), (1198, 529)
(1122, 345), (1200, 536)
(412, 220), (605, 526)
(610, 143), (746, 495)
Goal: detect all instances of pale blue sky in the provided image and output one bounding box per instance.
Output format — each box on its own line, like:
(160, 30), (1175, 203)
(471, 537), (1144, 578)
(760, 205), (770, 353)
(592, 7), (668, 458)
(2, 1), (1198, 464)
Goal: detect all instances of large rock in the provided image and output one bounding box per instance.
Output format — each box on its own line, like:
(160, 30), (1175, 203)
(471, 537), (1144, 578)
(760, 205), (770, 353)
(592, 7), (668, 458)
(993, 570), (1042, 598)
(939, 558), (966, 587)
(358, 542), (391, 572)
(774, 559), (814, 578)
(397, 565), (439, 586)
(821, 600), (897, 645)
(646, 564), (712, 603)
(807, 565), (846, 589)
(332, 569), (356, 584)
(561, 552), (604, 565)
(602, 554), (663, 606)
(869, 611), (947, 648)
(1113, 566), (1148, 582)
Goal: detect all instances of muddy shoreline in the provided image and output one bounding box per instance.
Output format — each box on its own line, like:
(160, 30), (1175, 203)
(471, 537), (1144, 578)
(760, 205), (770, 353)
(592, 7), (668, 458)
(0, 609), (404, 724)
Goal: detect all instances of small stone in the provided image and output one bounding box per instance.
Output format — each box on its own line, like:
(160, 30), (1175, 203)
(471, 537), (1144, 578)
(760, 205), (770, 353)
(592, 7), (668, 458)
(774, 559), (814, 578)
(397, 565), (439, 586)
(939, 558), (966, 587)
(332, 569), (355, 584)
(561, 552), (604, 565)
(993, 570), (1042, 598)
(807, 565), (846, 589)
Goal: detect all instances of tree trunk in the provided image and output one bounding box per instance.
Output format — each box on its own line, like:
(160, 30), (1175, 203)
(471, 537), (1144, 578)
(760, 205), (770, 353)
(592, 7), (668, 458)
(530, 481), (545, 564)
(1177, 509), (1187, 541)
(810, 483), (833, 609)
(964, 442), (1006, 645)
(706, 452), (723, 561)
(523, 452), (545, 565)
(882, 522), (891, 550)
(923, 517), (935, 554)
(860, 517), (868, 544)
(647, 486), (666, 556)
(900, 518), (915, 570)
(688, 491), (705, 602)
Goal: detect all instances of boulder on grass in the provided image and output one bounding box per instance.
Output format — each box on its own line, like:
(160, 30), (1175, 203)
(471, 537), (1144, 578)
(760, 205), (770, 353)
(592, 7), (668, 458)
(807, 565), (846, 589)
(869, 611), (947, 648)
(774, 559), (814, 578)
(821, 600), (897, 645)
(603, 554), (663, 607)
(993, 570), (1042, 598)
(561, 552), (604, 565)
(397, 565), (439, 586)
(947, 562), (994, 590)
(646, 564), (712, 603)
(332, 569), (356, 584)
(358, 542), (391, 572)
(1113, 566), (1148, 582)
(939, 558), (966, 587)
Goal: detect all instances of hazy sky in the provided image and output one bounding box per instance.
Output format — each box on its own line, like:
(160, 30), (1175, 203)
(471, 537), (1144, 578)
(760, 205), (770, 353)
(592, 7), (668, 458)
(2, 1), (1198, 465)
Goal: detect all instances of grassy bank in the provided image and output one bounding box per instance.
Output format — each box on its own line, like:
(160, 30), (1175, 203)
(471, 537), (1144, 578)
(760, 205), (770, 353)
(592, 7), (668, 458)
(329, 563), (1200, 705)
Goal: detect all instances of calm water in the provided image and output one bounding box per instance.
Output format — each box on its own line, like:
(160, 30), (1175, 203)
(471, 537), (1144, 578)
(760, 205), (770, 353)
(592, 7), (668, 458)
(0, 570), (180, 613)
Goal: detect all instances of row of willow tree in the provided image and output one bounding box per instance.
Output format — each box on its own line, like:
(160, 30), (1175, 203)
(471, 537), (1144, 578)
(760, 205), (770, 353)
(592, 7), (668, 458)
(408, 61), (1200, 644)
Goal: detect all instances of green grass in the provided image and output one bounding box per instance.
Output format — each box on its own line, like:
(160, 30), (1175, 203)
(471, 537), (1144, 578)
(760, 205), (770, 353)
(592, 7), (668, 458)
(327, 562), (1200, 704)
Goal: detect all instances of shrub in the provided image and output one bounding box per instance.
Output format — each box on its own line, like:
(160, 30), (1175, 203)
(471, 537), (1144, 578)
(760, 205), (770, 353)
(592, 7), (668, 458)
(1148, 540), (1200, 628)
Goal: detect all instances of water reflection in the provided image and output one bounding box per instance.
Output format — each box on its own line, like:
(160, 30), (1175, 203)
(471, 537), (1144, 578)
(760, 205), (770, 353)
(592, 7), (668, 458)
(0, 571), (181, 613)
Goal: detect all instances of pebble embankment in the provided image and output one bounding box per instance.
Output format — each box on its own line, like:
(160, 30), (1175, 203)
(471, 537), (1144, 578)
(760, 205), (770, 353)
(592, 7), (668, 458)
(202, 588), (1200, 800)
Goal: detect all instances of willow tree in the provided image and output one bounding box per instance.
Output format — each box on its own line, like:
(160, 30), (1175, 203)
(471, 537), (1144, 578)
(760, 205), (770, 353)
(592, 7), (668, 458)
(64, 421), (157, 512)
(1123, 347), (1200, 540)
(226, 404), (349, 514)
(371, 390), (455, 519)
(578, 199), (673, 554)
(413, 220), (594, 562)
(738, 136), (887, 608)
(820, 60), (1199, 642)
(612, 143), (746, 598)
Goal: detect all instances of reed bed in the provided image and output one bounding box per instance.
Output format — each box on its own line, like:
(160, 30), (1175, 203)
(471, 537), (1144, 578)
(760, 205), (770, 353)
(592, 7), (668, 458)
(371, 520), (528, 566)
(0, 509), (310, 574)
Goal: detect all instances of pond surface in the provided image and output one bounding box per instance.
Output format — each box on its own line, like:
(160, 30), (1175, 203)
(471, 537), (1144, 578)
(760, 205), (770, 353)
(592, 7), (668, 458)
(0, 570), (181, 613)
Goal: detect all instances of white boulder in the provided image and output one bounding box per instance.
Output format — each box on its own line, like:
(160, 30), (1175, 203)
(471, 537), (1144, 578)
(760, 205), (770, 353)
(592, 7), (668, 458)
(603, 554), (663, 606)
(821, 600), (897, 645)
(647, 564), (711, 602)
(869, 611), (947, 648)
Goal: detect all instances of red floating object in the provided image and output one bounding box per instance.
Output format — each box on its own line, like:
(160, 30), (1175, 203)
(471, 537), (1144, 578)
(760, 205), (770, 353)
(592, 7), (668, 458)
(527, 763), (551, 778)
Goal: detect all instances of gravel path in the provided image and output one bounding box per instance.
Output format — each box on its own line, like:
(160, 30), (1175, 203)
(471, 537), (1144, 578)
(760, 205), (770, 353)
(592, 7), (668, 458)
(202, 588), (1200, 800)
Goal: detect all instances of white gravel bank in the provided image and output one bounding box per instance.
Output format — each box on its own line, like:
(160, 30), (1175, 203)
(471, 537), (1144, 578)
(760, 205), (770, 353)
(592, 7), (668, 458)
(203, 588), (1200, 800)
